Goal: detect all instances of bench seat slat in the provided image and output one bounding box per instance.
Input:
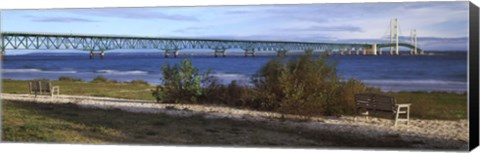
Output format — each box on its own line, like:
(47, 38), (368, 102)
(355, 93), (396, 114)
(29, 80), (57, 96)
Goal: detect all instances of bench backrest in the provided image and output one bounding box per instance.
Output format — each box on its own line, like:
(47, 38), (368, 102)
(373, 94), (396, 112)
(354, 93), (375, 110)
(29, 81), (52, 93)
(355, 93), (396, 113)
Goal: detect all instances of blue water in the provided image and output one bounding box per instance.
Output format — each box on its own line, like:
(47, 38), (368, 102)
(1, 52), (468, 92)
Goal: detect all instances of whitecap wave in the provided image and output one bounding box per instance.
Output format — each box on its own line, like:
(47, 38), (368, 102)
(211, 73), (248, 79)
(210, 73), (251, 84)
(96, 69), (148, 75)
(361, 79), (466, 85)
(2, 68), (42, 73)
(2, 68), (77, 74)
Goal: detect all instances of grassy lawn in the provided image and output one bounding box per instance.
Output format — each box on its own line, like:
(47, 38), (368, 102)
(387, 91), (467, 120)
(1, 100), (460, 149)
(2, 79), (156, 101)
(1, 79), (467, 120)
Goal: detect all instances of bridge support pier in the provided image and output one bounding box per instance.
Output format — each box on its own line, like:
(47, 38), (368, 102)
(339, 48), (344, 55)
(100, 51), (105, 59)
(325, 49), (333, 56)
(214, 48), (226, 57)
(347, 48), (352, 55)
(304, 49), (314, 56)
(1, 50), (5, 61)
(361, 44), (378, 56)
(244, 49), (255, 57)
(277, 49), (288, 57)
(165, 49), (179, 58)
(89, 51), (94, 59)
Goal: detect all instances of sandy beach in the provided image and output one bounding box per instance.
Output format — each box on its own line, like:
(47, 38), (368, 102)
(1, 93), (469, 149)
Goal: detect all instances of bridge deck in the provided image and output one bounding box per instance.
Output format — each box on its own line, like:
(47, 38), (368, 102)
(0, 32), (418, 52)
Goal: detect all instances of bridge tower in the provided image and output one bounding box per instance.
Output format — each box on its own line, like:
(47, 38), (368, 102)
(389, 18), (399, 55)
(410, 29), (418, 55)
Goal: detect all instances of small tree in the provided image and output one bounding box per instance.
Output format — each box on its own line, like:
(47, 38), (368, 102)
(153, 58), (203, 103)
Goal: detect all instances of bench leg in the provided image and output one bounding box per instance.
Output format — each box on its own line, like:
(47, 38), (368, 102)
(50, 87), (60, 97)
(406, 106), (410, 125)
(394, 107), (400, 127)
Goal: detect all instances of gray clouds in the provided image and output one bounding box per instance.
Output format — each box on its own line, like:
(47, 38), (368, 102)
(69, 9), (199, 21)
(278, 25), (363, 33)
(25, 15), (98, 23)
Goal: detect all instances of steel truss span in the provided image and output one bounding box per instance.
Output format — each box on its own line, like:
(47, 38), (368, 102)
(0, 32), (421, 58)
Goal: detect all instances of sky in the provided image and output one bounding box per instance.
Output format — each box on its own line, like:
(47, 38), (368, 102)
(1, 1), (470, 51)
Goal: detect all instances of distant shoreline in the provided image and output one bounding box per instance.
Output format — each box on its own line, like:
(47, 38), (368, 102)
(5, 50), (468, 56)
(2, 52), (468, 92)
(1, 78), (468, 96)
(1, 74), (468, 93)
(2, 78), (468, 120)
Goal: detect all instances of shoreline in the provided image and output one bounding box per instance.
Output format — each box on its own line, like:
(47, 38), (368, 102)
(1, 77), (468, 94)
(1, 79), (468, 120)
(1, 93), (469, 149)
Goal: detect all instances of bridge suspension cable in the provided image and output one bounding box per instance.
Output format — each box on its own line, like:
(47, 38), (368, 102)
(380, 18), (420, 55)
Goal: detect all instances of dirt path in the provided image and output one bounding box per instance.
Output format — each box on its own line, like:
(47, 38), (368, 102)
(1, 93), (469, 149)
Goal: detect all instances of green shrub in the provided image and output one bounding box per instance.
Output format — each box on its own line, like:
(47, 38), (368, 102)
(226, 80), (247, 106)
(152, 58), (207, 103)
(91, 76), (108, 83)
(200, 80), (257, 107)
(252, 54), (371, 117)
(58, 76), (82, 82)
(33, 78), (50, 81)
(152, 86), (161, 103)
(91, 76), (117, 83)
(198, 79), (225, 104)
(127, 80), (149, 86)
(336, 78), (381, 115)
(151, 55), (374, 117)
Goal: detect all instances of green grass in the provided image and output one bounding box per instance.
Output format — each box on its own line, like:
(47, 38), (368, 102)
(1, 100), (465, 149)
(2, 79), (156, 101)
(1, 79), (467, 120)
(388, 91), (467, 120)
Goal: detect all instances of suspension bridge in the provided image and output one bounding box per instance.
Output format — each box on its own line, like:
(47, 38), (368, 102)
(0, 18), (422, 59)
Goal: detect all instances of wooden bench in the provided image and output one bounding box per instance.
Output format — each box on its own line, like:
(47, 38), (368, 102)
(354, 93), (410, 126)
(29, 81), (60, 97)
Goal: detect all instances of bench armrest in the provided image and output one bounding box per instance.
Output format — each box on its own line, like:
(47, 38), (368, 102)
(395, 104), (411, 107)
